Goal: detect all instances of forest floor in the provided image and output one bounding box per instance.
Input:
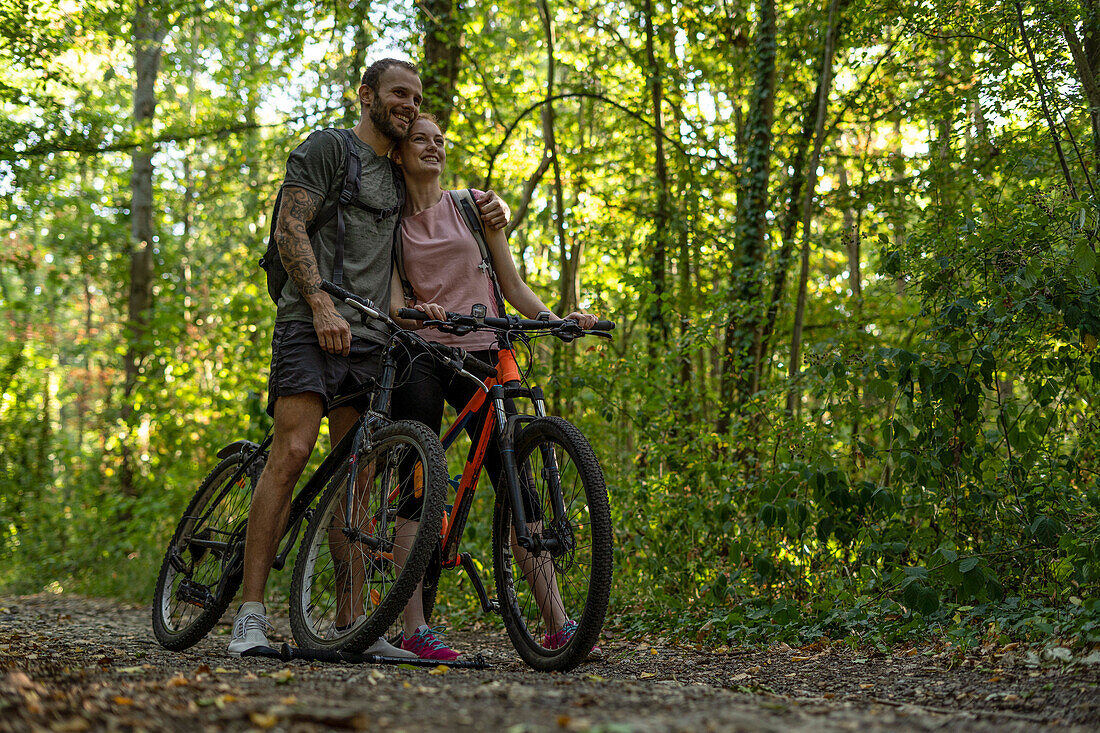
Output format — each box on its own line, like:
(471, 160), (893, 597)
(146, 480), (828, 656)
(0, 595), (1097, 732)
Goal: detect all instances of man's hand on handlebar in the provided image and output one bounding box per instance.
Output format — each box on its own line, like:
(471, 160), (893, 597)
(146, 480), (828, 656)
(563, 311), (598, 330)
(312, 300), (352, 356)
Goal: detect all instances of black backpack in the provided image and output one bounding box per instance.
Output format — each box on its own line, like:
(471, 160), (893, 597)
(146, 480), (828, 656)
(392, 189), (508, 316)
(260, 128), (405, 303)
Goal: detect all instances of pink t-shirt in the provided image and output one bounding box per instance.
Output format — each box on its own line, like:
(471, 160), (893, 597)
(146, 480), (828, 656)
(401, 190), (499, 350)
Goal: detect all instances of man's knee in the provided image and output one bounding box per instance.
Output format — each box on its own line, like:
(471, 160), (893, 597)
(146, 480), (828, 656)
(269, 431), (317, 476)
(269, 392), (324, 475)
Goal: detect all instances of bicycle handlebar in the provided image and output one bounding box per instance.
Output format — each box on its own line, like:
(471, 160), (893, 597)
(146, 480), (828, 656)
(423, 342), (497, 381)
(321, 280), (384, 320)
(397, 307), (615, 334)
(320, 281), (608, 385)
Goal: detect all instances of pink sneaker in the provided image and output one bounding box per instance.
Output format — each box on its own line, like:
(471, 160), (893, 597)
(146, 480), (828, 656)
(543, 620), (601, 655)
(399, 626), (460, 661)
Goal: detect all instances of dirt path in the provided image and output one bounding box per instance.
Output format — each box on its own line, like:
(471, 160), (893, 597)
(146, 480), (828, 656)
(1, 595), (1097, 732)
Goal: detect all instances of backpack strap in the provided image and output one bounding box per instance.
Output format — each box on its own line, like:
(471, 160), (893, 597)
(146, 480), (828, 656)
(449, 189), (507, 316)
(392, 225), (414, 304)
(310, 129), (402, 286)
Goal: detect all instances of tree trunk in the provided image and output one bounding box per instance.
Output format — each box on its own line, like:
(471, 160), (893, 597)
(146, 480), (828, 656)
(717, 0), (776, 435)
(344, 0), (372, 127)
(753, 81), (820, 397)
(420, 0), (464, 131)
(1063, 2), (1100, 181)
(121, 0), (167, 497)
(1015, 3), (1077, 200)
(839, 160), (862, 445)
(788, 0), (843, 416)
(643, 0), (669, 352)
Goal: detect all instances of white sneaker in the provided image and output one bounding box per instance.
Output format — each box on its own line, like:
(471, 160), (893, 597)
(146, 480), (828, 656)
(227, 602), (275, 656)
(323, 615), (416, 658)
(365, 634), (417, 658)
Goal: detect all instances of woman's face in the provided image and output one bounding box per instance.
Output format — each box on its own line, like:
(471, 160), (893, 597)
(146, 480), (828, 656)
(397, 118), (446, 179)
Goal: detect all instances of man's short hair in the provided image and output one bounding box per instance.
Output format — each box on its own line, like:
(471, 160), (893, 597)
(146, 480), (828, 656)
(361, 58), (418, 92)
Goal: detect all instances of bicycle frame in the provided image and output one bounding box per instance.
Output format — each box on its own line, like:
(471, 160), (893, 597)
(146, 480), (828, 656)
(190, 324), (417, 608)
(435, 339), (566, 577)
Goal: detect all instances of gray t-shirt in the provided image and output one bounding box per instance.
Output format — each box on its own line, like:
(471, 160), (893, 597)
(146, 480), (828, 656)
(275, 128), (398, 344)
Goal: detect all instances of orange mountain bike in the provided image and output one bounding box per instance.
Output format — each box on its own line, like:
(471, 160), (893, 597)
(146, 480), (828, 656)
(396, 305), (615, 672)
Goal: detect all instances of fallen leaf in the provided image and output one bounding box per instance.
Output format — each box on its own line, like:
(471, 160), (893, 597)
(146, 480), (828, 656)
(249, 712), (279, 729)
(731, 673), (750, 682)
(269, 668), (294, 684)
(116, 666), (145, 675)
(823, 693), (836, 699)
(429, 665), (449, 675)
(113, 696), (134, 706)
(859, 684), (874, 689)
(50, 718), (90, 732)
(639, 672), (656, 679)
(557, 714), (571, 727)
(193, 664), (211, 675)
(280, 695), (298, 705)
(367, 670), (384, 685)
(167, 675), (188, 687)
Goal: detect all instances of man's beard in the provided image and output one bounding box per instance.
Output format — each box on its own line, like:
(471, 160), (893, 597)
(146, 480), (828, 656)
(370, 95), (403, 141)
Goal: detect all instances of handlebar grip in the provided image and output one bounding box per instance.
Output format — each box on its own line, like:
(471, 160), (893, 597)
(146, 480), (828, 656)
(397, 308), (428, 321)
(321, 280), (360, 304)
(593, 320), (615, 331)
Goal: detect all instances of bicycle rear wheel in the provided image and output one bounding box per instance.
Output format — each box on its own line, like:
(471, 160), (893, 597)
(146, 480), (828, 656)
(289, 420), (446, 652)
(492, 416), (613, 672)
(152, 451), (259, 650)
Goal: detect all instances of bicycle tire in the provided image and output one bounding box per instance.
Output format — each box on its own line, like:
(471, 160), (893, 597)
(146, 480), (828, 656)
(152, 451), (259, 651)
(492, 416), (613, 672)
(289, 420), (446, 652)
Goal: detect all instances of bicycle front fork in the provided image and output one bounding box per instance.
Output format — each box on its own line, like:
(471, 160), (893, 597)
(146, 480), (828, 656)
(492, 385), (566, 556)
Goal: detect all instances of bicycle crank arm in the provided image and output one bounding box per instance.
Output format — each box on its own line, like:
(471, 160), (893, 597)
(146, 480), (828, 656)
(242, 643), (491, 670)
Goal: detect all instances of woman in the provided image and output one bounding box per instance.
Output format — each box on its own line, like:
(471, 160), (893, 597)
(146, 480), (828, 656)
(387, 114), (597, 661)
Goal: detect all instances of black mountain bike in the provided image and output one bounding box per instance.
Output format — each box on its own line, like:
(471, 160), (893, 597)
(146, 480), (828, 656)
(152, 282), (448, 654)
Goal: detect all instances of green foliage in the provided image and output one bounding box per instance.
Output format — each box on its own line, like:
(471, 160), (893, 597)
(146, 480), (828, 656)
(2, 0), (1098, 652)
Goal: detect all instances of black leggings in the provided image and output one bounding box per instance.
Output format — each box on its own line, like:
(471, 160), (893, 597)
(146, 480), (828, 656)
(390, 342), (539, 521)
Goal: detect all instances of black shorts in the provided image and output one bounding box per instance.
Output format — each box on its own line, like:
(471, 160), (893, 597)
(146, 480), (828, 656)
(267, 320), (383, 416)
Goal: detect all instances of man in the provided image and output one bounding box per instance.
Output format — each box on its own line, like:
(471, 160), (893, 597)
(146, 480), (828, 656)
(229, 58), (508, 656)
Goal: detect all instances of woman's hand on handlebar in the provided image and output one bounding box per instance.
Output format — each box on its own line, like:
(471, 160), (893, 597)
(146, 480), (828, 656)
(407, 302), (447, 326)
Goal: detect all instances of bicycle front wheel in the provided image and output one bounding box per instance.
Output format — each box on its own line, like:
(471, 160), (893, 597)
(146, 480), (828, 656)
(289, 420), (446, 652)
(152, 451), (259, 650)
(492, 416), (613, 672)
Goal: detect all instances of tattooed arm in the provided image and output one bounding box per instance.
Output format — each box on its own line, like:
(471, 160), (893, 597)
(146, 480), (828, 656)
(275, 185), (351, 356)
